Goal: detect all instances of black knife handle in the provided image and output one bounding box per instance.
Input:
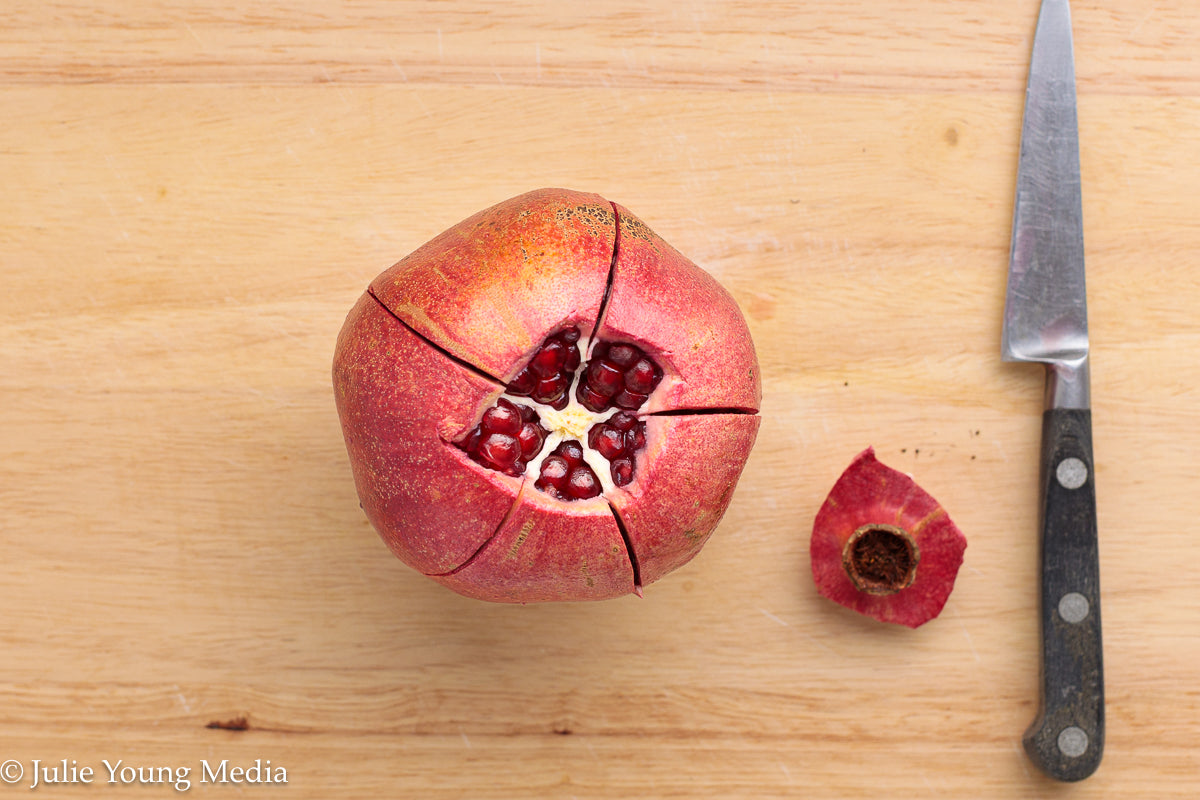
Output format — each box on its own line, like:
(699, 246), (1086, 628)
(1023, 408), (1104, 781)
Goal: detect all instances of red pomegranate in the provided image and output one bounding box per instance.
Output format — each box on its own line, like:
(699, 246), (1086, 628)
(333, 189), (761, 602)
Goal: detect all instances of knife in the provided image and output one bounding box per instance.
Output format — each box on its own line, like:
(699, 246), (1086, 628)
(1002, 0), (1103, 782)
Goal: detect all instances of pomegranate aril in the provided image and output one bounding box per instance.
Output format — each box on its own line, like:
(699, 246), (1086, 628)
(567, 467), (601, 499)
(613, 389), (649, 410)
(479, 433), (520, 469)
(537, 454), (570, 490)
(609, 411), (637, 431)
(577, 383), (610, 413)
(594, 427), (627, 460)
(531, 340), (566, 377)
(606, 343), (639, 368)
(507, 367), (536, 396)
(587, 360), (624, 397)
(533, 375), (568, 404)
(625, 358), (661, 394)
(461, 427), (482, 453)
(556, 440), (585, 466)
(626, 423), (646, 451)
(518, 422), (545, 459)
(611, 458), (634, 487)
(481, 402), (522, 436)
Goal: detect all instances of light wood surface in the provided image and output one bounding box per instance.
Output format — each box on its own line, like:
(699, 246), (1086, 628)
(3, 2), (1199, 796)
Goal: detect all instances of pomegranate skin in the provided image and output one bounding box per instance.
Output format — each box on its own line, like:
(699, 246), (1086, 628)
(600, 204), (761, 413)
(810, 448), (967, 628)
(333, 294), (517, 574)
(334, 189), (761, 602)
(429, 490), (636, 603)
(370, 188), (615, 382)
(613, 414), (761, 586)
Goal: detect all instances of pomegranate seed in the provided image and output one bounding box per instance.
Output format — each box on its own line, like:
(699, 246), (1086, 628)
(610, 458), (634, 487)
(609, 411), (637, 432)
(556, 440), (585, 466)
(626, 423), (646, 451)
(531, 340), (566, 377)
(606, 343), (638, 368)
(533, 375), (568, 404)
(594, 427), (626, 460)
(577, 384), (609, 413)
(478, 433), (520, 468)
(507, 367), (536, 396)
(567, 467), (600, 499)
(461, 427), (482, 453)
(613, 389), (649, 410)
(537, 454), (570, 490)
(561, 327), (581, 344)
(481, 402), (522, 436)
(625, 358), (660, 394)
(587, 360), (624, 397)
(518, 422), (545, 459)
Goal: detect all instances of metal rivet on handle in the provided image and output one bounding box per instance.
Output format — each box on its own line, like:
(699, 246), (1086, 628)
(1056, 457), (1088, 490)
(1058, 592), (1089, 624)
(1057, 726), (1089, 758)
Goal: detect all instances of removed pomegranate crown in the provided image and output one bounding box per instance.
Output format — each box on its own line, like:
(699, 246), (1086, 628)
(334, 188), (762, 603)
(810, 448), (967, 628)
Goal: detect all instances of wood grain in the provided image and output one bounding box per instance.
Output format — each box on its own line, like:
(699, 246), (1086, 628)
(3, 2), (1200, 796)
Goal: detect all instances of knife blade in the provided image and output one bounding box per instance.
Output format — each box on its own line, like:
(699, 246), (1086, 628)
(1002, 0), (1104, 782)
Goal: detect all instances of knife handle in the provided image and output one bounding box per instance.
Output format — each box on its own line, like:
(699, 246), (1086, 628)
(1023, 407), (1104, 781)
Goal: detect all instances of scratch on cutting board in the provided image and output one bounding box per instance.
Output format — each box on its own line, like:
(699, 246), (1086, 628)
(182, 21), (204, 47)
(759, 608), (788, 627)
(951, 607), (980, 663)
(459, 729), (471, 749)
(802, 633), (836, 655)
(1130, 5), (1159, 36)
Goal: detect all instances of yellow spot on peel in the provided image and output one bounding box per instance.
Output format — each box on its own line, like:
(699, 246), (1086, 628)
(508, 521), (535, 559)
(910, 507), (946, 536)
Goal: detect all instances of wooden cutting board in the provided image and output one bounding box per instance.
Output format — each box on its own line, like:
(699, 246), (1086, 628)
(3, 1), (1198, 796)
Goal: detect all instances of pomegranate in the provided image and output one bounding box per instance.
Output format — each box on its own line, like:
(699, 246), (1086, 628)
(810, 448), (967, 627)
(333, 188), (761, 602)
